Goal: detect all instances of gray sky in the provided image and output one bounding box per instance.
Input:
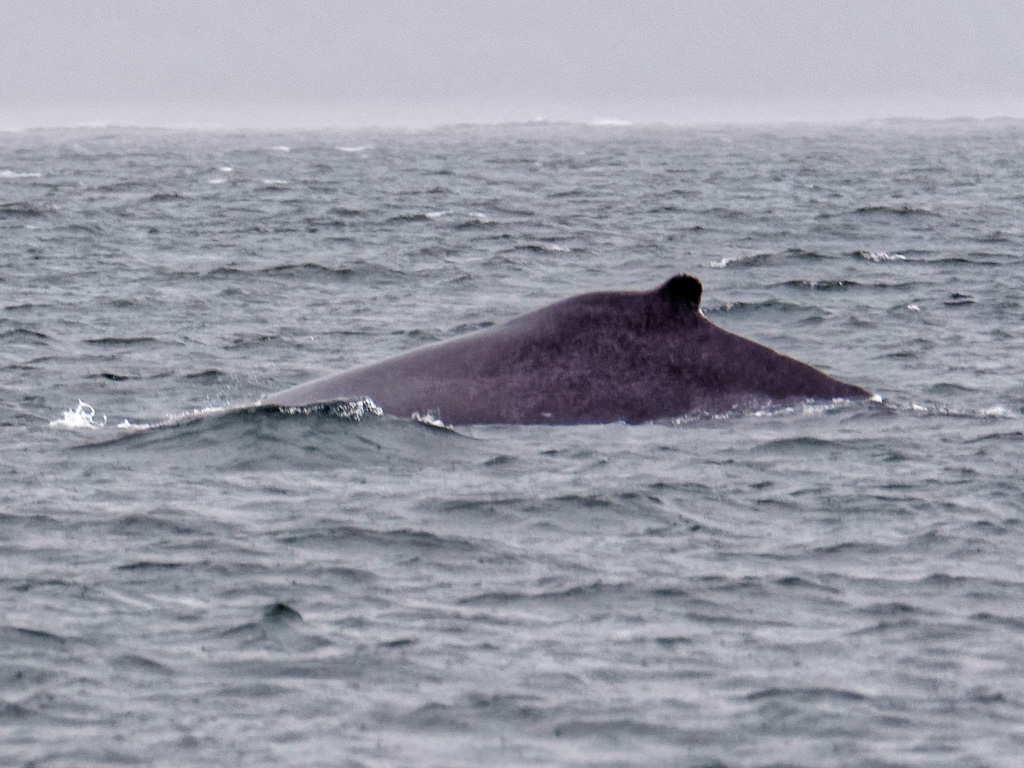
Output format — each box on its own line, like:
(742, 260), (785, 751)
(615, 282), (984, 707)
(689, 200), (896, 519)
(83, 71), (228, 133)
(3, 0), (1023, 128)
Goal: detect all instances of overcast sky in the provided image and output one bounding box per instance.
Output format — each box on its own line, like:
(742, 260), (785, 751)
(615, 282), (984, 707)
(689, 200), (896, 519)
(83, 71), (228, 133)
(3, 0), (1023, 128)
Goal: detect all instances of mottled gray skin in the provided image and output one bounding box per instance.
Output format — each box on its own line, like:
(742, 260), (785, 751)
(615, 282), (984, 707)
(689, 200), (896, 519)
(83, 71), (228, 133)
(266, 275), (870, 425)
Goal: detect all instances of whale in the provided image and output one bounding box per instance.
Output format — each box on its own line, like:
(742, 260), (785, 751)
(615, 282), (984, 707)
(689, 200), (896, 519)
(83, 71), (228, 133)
(265, 275), (870, 425)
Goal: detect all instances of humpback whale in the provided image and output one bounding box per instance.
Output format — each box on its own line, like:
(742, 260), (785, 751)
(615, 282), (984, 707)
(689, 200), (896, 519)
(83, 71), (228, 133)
(266, 275), (870, 425)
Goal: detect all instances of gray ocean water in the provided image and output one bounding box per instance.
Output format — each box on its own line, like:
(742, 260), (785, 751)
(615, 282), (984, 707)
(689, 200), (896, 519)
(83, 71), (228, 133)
(3, 121), (1024, 767)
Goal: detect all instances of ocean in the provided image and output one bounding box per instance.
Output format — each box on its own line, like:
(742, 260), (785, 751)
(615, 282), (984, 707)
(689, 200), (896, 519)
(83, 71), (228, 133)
(3, 120), (1023, 767)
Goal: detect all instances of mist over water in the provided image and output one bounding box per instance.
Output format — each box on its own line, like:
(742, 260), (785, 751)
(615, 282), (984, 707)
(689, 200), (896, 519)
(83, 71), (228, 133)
(3, 121), (1024, 766)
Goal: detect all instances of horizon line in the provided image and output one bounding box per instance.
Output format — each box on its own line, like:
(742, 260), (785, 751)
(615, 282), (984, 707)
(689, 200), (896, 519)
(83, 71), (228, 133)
(4, 113), (1024, 134)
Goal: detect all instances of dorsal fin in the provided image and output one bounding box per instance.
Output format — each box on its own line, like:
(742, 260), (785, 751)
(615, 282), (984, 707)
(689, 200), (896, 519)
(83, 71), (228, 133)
(658, 274), (702, 311)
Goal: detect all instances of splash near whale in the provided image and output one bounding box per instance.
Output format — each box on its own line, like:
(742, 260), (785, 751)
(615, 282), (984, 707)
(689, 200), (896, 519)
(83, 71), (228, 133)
(266, 275), (870, 425)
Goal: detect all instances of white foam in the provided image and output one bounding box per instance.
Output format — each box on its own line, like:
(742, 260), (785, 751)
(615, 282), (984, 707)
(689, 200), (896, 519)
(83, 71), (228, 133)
(271, 146), (290, 152)
(273, 397), (383, 422)
(981, 405), (1017, 419)
(262, 179), (288, 186)
(412, 411), (452, 430)
(425, 210), (450, 219)
(337, 145), (371, 153)
(49, 400), (107, 429)
(0, 170), (42, 179)
(116, 418), (151, 430)
(859, 251), (907, 262)
(330, 398), (383, 421)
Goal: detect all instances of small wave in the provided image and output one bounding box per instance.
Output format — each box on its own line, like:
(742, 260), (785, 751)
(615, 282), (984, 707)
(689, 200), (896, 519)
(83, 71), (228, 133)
(183, 369), (224, 380)
(853, 204), (936, 217)
(671, 397), (867, 425)
(60, 397), (387, 446)
(893, 401), (1019, 420)
(258, 262), (355, 279)
(0, 327), (51, 343)
(746, 686), (868, 703)
(707, 298), (807, 315)
(857, 250), (907, 262)
(336, 145), (372, 153)
(707, 252), (774, 269)
(85, 336), (161, 346)
(944, 292), (975, 306)
(966, 430), (1024, 444)
(520, 242), (571, 253)
(325, 206), (363, 218)
(0, 202), (45, 217)
(778, 279), (859, 292)
(715, 248), (828, 268)
(0, 170), (43, 179)
(455, 213), (493, 228)
(782, 248), (829, 261)
(387, 211), (444, 223)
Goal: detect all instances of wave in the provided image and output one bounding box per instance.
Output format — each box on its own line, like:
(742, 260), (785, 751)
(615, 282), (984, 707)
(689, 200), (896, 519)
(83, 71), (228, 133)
(707, 248), (830, 268)
(705, 298), (810, 315)
(852, 204), (937, 217)
(0, 327), (51, 343)
(200, 259), (401, 282)
(855, 250), (907, 262)
(53, 398), (468, 471)
(0, 202), (46, 217)
(707, 252), (774, 269)
(50, 398), (383, 434)
(775, 279), (860, 291)
(259, 262), (355, 278)
(85, 335), (163, 346)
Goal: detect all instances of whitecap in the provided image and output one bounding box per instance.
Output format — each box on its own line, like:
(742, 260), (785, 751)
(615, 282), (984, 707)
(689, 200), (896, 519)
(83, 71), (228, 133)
(412, 411), (453, 430)
(50, 401), (106, 429)
(0, 170), (43, 179)
(337, 145), (371, 153)
(859, 251), (907, 262)
(533, 242), (570, 253)
(981, 405), (1018, 419)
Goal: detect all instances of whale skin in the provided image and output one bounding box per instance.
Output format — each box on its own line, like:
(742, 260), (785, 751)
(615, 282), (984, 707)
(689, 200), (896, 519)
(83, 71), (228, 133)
(265, 275), (870, 425)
